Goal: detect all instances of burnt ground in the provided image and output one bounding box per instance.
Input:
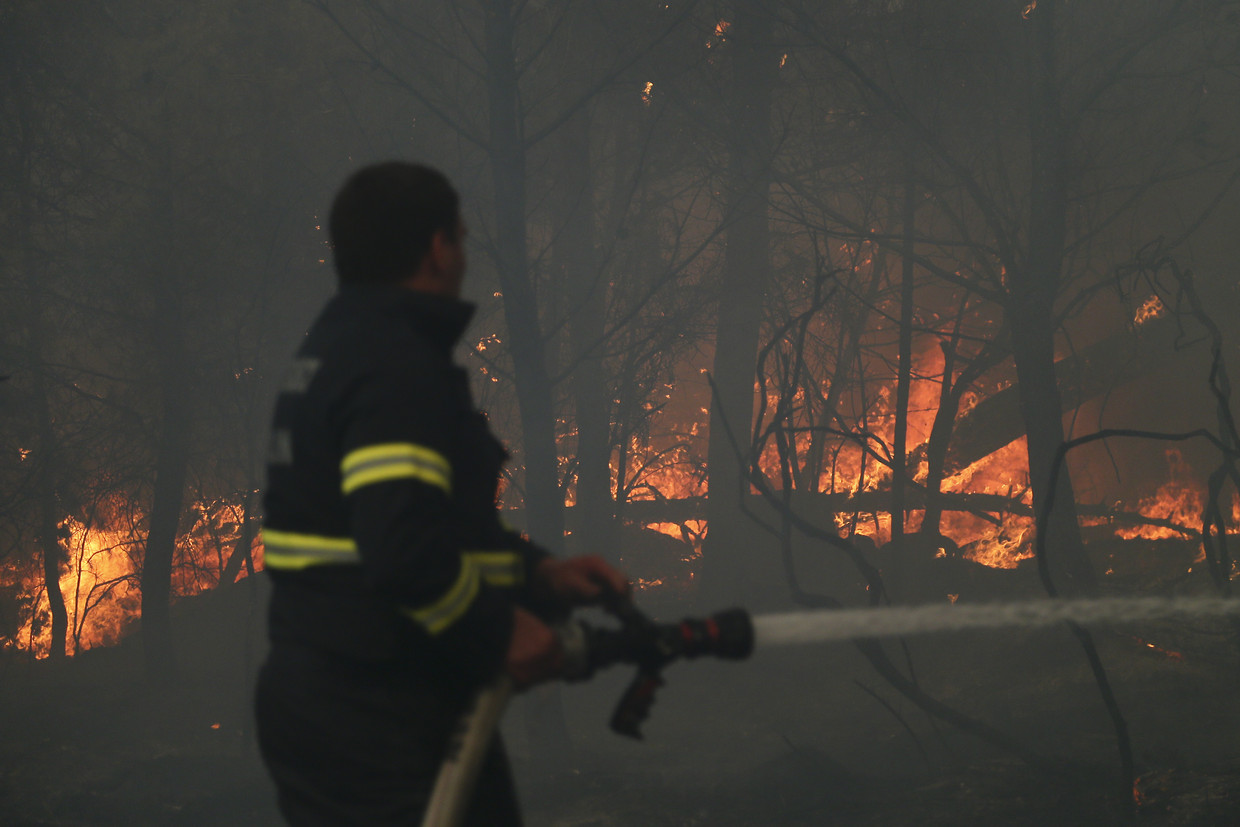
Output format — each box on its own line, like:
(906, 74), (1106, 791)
(2, 548), (1240, 827)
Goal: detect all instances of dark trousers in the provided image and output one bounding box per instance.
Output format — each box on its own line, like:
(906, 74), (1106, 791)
(255, 645), (522, 826)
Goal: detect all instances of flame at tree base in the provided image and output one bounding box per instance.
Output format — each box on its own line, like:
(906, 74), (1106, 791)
(0, 494), (261, 660)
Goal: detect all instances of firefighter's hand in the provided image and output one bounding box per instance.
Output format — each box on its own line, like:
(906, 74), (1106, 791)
(533, 555), (630, 607)
(506, 607), (563, 689)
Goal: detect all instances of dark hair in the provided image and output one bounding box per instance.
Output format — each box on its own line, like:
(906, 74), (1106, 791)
(328, 161), (460, 284)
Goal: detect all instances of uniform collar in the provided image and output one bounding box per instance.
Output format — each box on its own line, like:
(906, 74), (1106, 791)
(341, 283), (476, 348)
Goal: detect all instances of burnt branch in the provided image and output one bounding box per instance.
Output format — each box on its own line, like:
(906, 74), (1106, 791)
(707, 372), (1072, 777)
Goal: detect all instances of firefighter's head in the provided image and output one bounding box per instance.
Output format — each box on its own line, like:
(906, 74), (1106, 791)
(329, 161), (466, 296)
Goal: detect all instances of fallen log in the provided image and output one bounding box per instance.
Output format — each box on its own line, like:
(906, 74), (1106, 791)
(533, 489), (1200, 540)
(934, 314), (1190, 475)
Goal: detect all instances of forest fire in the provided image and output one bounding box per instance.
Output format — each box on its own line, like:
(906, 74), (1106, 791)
(4, 2), (1239, 823)
(0, 494), (260, 659)
(7, 339), (1228, 660)
(8, 514), (142, 658)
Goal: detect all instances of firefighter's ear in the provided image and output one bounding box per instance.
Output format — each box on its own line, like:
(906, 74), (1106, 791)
(428, 227), (451, 267)
(430, 223), (463, 262)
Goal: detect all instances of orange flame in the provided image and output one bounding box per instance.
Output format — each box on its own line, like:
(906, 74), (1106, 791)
(1, 493), (259, 658)
(1133, 294), (1166, 327)
(1116, 449), (1203, 540)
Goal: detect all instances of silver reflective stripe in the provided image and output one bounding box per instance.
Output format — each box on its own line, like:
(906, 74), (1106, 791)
(340, 443), (452, 495)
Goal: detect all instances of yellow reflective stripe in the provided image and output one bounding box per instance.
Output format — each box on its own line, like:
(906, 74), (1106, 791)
(340, 443), (452, 495)
(261, 529), (359, 570)
(402, 551), (522, 635)
(404, 560), (480, 635)
(261, 527), (517, 631)
(464, 551), (523, 587)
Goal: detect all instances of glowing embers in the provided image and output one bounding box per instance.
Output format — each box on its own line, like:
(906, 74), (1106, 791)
(1133, 294), (1166, 327)
(1129, 635), (1185, 662)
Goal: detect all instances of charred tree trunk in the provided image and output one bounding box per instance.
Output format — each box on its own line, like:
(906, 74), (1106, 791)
(31, 366), (68, 659)
(892, 169), (917, 539)
(484, 0), (564, 555)
(220, 489), (258, 587)
(703, 4), (778, 602)
(141, 256), (191, 682)
(1011, 0), (1096, 594)
(13, 93), (69, 659)
(918, 330), (1002, 538)
(30, 373), (69, 660)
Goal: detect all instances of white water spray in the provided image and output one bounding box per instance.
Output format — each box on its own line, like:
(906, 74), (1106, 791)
(752, 596), (1240, 647)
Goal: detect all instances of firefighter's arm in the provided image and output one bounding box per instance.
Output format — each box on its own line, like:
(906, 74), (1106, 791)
(339, 346), (514, 680)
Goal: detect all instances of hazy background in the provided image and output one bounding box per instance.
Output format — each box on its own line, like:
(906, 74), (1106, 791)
(3, 1), (1240, 823)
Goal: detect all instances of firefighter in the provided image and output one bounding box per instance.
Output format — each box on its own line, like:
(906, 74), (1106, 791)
(255, 161), (628, 826)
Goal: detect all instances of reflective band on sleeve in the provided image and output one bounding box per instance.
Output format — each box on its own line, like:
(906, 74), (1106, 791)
(340, 442), (452, 495)
(402, 550), (523, 635)
(465, 551), (524, 587)
(404, 560), (481, 635)
(261, 529), (360, 570)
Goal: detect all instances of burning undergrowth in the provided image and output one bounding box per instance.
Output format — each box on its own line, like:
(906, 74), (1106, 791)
(0, 492), (261, 659)
(5, 347), (1236, 661)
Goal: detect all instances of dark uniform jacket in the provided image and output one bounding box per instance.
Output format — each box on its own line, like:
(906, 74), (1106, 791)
(261, 284), (549, 682)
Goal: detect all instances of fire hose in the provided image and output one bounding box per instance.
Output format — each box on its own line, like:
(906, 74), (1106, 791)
(420, 593), (1240, 827)
(419, 599), (754, 827)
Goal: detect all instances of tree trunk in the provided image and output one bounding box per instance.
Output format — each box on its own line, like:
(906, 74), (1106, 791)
(484, 0), (564, 555)
(892, 169), (917, 539)
(33, 401), (68, 660)
(13, 98), (69, 658)
(483, 0), (573, 759)
(918, 330), (1000, 538)
(1010, 0), (1095, 594)
(702, 4), (778, 602)
(141, 270), (191, 682)
(220, 489), (258, 587)
(553, 107), (616, 561)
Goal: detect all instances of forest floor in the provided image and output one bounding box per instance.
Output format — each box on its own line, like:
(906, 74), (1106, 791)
(3, 550), (1240, 826)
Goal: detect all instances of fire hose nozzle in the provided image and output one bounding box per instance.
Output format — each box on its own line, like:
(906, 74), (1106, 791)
(671, 608), (754, 661)
(555, 606), (754, 738)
